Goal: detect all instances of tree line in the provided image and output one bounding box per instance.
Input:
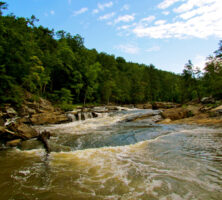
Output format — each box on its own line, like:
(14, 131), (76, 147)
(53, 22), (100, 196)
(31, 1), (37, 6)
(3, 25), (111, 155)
(0, 2), (221, 108)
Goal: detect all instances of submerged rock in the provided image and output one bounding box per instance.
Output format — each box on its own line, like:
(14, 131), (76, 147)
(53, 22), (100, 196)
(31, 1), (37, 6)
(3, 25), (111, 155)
(20, 139), (43, 150)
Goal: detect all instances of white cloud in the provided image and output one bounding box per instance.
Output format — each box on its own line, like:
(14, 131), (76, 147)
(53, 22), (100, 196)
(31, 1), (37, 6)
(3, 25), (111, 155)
(154, 20), (166, 25)
(146, 46), (161, 52)
(73, 7), (88, 16)
(99, 12), (115, 20)
(158, 0), (181, 9)
(93, 1), (113, 14)
(141, 16), (156, 23)
(162, 11), (170, 15)
(117, 25), (132, 30)
(114, 14), (135, 24)
(50, 10), (55, 15)
(93, 9), (99, 14)
(133, 0), (222, 39)
(174, 0), (215, 13)
(121, 4), (130, 11)
(68, 0), (71, 5)
(114, 44), (139, 54)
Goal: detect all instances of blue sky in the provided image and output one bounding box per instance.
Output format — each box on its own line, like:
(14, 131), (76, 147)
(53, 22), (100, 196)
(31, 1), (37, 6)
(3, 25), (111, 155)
(5, 0), (222, 74)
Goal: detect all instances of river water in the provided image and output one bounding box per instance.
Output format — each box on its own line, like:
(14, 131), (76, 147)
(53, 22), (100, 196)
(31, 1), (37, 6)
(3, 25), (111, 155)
(0, 109), (222, 200)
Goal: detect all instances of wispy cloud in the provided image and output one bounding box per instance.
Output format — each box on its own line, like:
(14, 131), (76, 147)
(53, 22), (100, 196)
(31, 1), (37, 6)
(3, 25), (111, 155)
(45, 10), (55, 16)
(162, 11), (170, 15)
(98, 12), (115, 20)
(133, 0), (222, 39)
(140, 16), (156, 23)
(73, 7), (88, 16)
(114, 44), (139, 54)
(146, 46), (161, 52)
(158, 0), (181, 9)
(121, 4), (130, 11)
(50, 10), (55, 15)
(93, 1), (113, 14)
(68, 0), (71, 5)
(114, 14), (135, 24)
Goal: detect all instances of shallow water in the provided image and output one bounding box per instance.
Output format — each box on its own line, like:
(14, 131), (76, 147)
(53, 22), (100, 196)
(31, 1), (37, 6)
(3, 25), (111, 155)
(0, 109), (222, 199)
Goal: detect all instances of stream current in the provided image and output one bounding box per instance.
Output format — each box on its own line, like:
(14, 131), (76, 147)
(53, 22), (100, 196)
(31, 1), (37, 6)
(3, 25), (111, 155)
(0, 109), (222, 199)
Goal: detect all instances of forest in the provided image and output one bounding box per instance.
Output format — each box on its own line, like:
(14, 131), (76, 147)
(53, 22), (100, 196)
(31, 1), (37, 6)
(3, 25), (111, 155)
(0, 1), (222, 108)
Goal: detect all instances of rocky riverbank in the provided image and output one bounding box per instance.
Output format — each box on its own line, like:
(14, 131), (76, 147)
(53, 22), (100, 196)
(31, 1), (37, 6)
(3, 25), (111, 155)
(157, 100), (222, 126)
(1, 93), (222, 149)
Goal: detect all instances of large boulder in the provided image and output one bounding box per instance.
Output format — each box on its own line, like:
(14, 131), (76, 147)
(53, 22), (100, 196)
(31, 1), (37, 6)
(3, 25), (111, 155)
(6, 122), (39, 140)
(30, 112), (69, 125)
(161, 108), (193, 120)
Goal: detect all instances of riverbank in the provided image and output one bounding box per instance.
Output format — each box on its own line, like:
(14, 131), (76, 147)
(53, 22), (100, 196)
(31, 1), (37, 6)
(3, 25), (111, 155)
(157, 102), (222, 127)
(1, 92), (222, 148)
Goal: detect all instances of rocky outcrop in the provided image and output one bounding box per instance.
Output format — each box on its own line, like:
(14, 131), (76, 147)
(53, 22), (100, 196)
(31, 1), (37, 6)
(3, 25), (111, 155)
(152, 102), (180, 110)
(30, 112), (68, 125)
(161, 108), (193, 120)
(135, 103), (152, 109)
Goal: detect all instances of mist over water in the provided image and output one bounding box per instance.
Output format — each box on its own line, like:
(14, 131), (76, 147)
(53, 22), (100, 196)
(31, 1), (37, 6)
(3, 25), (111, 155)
(0, 109), (222, 199)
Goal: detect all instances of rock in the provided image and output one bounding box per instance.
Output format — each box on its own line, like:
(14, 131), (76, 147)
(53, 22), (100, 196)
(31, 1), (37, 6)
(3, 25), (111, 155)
(17, 105), (36, 116)
(0, 111), (4, 126)
(0, 126), (21, 140)
(92, 107), (108, 113)
(122, 104), (134, 109)
(143, 103), (153, 109)
(161, 108), (193, 120)
(20, 139), (43, 150)
(6, 139), (22, 147)
(201, 97), (215, 104)
(7, 122), (38, 139)
(152, 102), (180, 110)
(5, 107), (17, 117)
(30, 112), (69, 125)
(124, 113), (157, 122)
(212, 105), (222, 112)
(106, 106), (120, 111)
(160, 118), (172, 124)
(135, 103), (152, 109)
(210, 105), (222, 117)
(92, 112), (99, 118)
(186, 105), (202, 115)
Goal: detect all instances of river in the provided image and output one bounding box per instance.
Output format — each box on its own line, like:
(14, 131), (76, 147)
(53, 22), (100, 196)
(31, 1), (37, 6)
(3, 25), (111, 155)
(0, 109), (222, 199)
